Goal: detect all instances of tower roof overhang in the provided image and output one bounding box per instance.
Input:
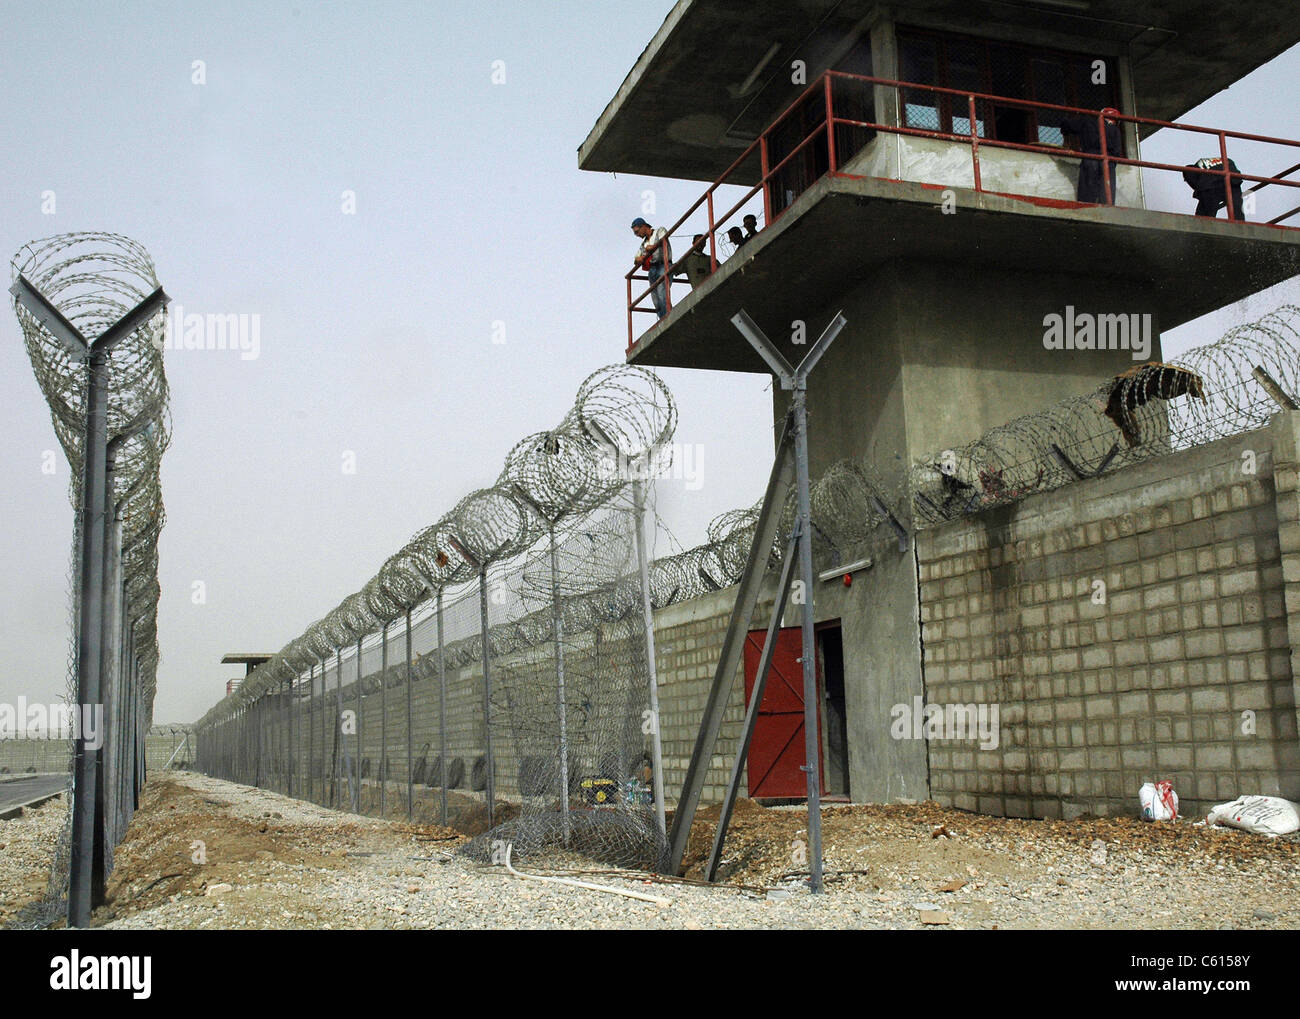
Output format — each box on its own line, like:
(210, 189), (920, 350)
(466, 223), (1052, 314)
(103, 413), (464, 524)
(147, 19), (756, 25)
(580, 0), (1300, 182)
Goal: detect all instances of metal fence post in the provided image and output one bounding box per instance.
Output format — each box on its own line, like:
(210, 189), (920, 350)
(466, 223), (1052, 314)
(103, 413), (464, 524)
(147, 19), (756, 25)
(405, 606), (413, 821)
(379, 620), (388, 818)
(307, 663), (315, 802)
(437, 590), (448, 828)
(478, 565), (495, 827)
(792, 382), (824, 895)
(547, 528), (571, 843)
(69, 346), (109, 927)
(631, 478), (667, 839)
(355, 636), (363, 813)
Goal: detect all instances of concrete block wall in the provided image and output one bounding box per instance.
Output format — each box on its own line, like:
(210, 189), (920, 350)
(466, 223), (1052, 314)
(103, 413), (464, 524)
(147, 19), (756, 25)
(917, 415), (1300, 819)
(649, 586), (762, 807)
(1273, 410), (1300, 746)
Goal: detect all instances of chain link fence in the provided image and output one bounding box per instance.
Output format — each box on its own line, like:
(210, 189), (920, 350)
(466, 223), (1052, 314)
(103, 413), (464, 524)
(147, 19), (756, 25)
(191, 305), (1297, 875)
(195, 365), (681, 869)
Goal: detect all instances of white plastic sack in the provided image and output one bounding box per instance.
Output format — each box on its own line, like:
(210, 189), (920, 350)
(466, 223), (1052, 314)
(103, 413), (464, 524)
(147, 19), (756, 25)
(1206, 795), (1300, 836)
(1140, 780), (1179, 821)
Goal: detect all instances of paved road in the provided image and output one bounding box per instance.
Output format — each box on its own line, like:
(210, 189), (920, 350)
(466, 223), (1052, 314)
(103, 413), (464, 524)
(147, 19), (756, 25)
(0, 774), (67, 814)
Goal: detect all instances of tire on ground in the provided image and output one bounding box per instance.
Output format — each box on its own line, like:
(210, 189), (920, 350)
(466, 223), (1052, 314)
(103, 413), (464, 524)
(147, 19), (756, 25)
(517, 755), (551, 797)
(470, 755), (488, 792)
(446, 757), (465, 789)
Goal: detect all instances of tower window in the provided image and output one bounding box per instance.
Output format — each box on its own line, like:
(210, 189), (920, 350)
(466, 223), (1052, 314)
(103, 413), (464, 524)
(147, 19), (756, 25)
(896, 28), (1121, 150)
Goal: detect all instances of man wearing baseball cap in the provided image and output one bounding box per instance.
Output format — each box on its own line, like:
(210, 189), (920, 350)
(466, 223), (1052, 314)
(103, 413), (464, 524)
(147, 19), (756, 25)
(631, 217), (671, 319)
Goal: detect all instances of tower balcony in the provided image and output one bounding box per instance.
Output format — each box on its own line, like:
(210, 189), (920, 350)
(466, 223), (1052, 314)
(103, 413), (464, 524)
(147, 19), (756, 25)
(625, 69), (1300, 372)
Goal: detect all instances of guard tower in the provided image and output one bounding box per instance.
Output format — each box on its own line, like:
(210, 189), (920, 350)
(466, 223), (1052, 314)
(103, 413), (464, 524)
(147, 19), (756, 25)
(221, 652), (273, 677)
(222, 653), (272, 697)
(584, 0), (1300, 475)
(580, 2), (1300, 805)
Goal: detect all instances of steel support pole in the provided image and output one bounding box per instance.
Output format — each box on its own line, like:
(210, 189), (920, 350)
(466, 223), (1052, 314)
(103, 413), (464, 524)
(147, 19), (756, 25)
(380, 621), (388, 818)
(792, 385), (824, 893)
(1254, 365), (1299, 410)
(320, 660), (327, 802)
(13, 278), (170, 929)
(631, 479), (667, 840)
(69, 348), (109, 928)
(547, 526), (571, 843)
(405, 607), (413, 822)
(283, 676), (290, 794)
(667, 309), (843, 889)
(478, 567), (495, 827)
(437, 591), (448, 828)
(130, 659), (140, 809)
(307, 664), (315, 802)
(287, 670), (295, 800)
(508, 487), (575, 842)
(336, 649), (356, 813)
(118, 601), (130, 807)
(355, 637), (363, 813)
(333, 652), (341, 807)
(97, 482), (122, 886)
(666, 425), (795, 875)
(705, 528), (802, 882)
(255, 695), (263, 789)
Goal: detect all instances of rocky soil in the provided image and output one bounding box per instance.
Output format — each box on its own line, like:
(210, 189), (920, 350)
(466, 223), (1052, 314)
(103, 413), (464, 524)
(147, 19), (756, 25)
(8, 772), (1298, 930)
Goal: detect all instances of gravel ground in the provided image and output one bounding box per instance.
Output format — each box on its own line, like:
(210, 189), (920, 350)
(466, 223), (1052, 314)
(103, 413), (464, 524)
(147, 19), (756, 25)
(0, 792), (68, 926)
(86, 772), (1300, 930)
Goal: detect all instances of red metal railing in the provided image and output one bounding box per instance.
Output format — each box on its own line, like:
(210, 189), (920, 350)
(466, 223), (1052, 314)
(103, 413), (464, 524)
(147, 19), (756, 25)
(626, 68), (1300, 350)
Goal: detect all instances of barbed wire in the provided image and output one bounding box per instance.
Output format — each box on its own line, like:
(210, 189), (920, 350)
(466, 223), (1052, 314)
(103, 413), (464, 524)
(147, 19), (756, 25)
(910, 306), (1298, 526)
(195, 365), (679, 864)
(9, 232), (170, 928)
(193, 305), (1297, 872)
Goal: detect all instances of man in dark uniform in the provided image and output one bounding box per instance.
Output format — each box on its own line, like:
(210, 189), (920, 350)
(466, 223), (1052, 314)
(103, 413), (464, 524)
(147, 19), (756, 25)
(1183, 156), (1246, 220)
(1061, 107), (1122, 205)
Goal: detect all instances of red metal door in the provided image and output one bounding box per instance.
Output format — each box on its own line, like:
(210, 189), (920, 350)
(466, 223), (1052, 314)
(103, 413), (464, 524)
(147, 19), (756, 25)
(743, 626), (823, 798)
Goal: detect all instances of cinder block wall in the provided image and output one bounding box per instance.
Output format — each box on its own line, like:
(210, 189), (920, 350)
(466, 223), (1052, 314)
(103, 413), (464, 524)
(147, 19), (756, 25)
(916, 413), (1300, 819)
(649, 587), (766, 807)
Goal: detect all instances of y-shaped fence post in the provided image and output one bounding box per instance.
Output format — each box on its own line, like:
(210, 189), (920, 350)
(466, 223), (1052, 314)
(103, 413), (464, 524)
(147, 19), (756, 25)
(668, 309), (844, 893)
(10, 274), (168, 928)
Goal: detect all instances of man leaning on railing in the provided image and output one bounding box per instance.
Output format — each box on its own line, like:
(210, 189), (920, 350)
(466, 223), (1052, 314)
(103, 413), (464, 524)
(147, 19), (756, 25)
(1183, 157), (1245, 221)
(631, 217), (671, 318)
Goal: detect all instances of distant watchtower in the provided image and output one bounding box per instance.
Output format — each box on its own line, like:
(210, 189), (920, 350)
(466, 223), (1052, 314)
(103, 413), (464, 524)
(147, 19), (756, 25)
(222, 653), (272, 696)
(580, 1), (1300, 804)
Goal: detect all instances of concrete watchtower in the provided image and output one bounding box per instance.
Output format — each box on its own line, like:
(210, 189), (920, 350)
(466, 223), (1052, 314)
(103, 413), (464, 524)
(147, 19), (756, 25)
(580, 1), (1300, 803)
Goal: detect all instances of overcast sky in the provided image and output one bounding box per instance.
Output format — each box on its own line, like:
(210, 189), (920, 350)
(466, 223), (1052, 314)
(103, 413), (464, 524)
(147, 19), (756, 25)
(1, 1), (1295, 725)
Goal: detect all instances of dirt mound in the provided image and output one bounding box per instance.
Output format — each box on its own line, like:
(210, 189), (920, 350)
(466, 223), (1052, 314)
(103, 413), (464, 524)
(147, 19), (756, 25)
(97, 775), (449, 926)
(350, 782), (519, 837)
(673, 799), (1300, 886)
